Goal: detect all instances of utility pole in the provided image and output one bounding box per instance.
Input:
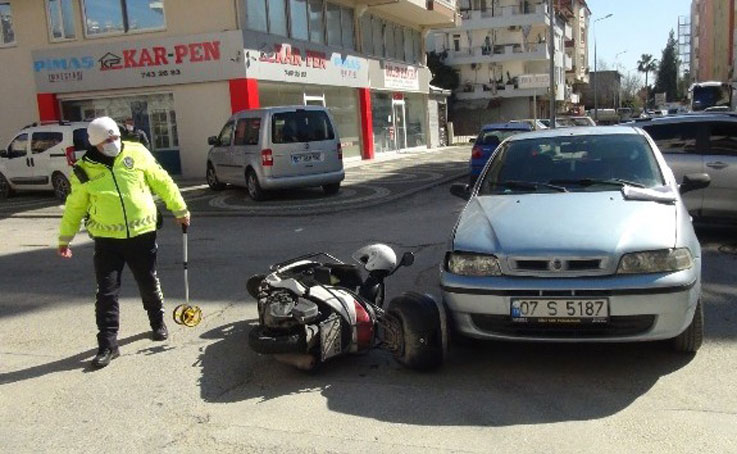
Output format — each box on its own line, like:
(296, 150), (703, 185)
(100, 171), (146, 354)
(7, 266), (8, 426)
(548, 0), (556, 128)
(593, 14), (614, 123)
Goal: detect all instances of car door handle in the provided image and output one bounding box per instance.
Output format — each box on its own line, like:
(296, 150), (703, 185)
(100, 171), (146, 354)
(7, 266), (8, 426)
(706, 161), (728, 169)
(26, 157), (30, 166)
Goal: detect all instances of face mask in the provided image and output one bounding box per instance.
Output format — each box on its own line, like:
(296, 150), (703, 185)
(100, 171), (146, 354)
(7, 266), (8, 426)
(101, 138), (122, 157)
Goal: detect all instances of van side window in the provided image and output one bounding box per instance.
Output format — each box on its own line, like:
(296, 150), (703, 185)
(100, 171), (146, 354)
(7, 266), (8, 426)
(643, 123), (699, 154)
(708, 122), (737, 157)
(8, 134), (29, 158)
(272, 110), (335, 144)
(73, 128), (91, 151)
(217, 121), (235, 146)
(234, 118), (261, 146)
(31, 132), (63, 154)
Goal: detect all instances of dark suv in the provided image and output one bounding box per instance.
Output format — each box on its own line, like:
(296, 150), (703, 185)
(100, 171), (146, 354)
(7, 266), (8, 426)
(637, 113), (737, 220)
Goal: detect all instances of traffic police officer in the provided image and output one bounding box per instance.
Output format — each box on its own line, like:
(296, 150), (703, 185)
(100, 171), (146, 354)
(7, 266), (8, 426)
(57, 116), (190, 369)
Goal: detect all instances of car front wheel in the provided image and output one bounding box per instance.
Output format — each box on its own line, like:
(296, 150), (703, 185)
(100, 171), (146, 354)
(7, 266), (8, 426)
(52, 172), (71, 201)
(672, 300), (703, 353)
(206, 163), (226, 191)
(0, 172), (13, 200)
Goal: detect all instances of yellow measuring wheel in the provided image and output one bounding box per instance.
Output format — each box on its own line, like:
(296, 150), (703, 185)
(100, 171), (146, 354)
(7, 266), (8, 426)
(173, 304), (202, 327)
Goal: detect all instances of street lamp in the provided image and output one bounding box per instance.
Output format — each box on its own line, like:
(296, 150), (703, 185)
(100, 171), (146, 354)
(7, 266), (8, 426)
(593, 13), (613, 123)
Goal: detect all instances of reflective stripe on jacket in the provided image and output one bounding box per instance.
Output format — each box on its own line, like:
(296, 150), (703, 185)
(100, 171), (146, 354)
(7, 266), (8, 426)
(58, 142), (188, 246)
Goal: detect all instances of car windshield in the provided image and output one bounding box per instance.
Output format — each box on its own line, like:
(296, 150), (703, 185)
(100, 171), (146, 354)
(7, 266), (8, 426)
(477, 129), (525, 146)
(478, 133), (665, 194)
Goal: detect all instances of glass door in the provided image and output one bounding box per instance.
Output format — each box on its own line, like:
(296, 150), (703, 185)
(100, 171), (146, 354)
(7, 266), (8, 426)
(392, 99), (407, 151)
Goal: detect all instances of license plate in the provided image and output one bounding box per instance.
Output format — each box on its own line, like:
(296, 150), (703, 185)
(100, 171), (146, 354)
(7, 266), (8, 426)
(511, 298), (609, 323)
(292, 152), (322, 164)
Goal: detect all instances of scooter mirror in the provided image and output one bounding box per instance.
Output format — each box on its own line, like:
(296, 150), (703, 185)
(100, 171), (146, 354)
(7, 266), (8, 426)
(246, 274), (266, 299)
(400, 252), (415, 267)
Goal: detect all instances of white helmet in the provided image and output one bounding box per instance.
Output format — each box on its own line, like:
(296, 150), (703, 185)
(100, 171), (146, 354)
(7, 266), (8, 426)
(352, 244), (397, 272)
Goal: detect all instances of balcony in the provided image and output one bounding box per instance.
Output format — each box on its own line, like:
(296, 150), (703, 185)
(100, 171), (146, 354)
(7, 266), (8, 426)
(456, 82), (548, 100)
(456, 3), (549, 30)
(365, 0), (458, 28)
(445, 42), (549, 65)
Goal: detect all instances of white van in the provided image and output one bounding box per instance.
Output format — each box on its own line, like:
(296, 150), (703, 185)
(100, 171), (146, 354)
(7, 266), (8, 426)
(0, 121), (90, 200)
(206, 106), (345, 201)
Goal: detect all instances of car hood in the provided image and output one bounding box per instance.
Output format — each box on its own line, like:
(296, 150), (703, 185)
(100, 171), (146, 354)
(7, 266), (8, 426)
(453, 191), (678, 256)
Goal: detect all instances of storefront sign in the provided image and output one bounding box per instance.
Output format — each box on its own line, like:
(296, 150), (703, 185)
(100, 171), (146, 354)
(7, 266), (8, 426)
(517, 73), (550, 90)
(243, 31), (368, 88)
(383, 63), (420, 91)
(32, 31), (246, 93)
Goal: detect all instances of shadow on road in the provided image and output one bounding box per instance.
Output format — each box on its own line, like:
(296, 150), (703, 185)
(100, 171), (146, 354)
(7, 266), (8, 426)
(196, 320), (693, 427)
(0, 332), (150, 385)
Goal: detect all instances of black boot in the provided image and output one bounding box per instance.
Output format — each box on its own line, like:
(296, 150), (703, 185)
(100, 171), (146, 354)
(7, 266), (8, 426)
(152, 321), (168, 341)
(92, 347), (120, 369)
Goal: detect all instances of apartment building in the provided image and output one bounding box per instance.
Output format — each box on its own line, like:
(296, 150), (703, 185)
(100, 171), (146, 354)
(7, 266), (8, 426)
(0, 0), (456, 177)
(428, 0), (589, 134)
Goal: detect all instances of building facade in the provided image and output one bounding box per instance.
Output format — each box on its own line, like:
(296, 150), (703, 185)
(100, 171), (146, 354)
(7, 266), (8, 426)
(690, 0), (735, 83)
(579, 70), (621, 110)
(0, 0), (457, 177)
(428, 0), (589, 135)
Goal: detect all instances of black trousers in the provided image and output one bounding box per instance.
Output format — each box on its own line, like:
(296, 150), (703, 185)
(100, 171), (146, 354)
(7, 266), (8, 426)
(94, 232), (164, 349)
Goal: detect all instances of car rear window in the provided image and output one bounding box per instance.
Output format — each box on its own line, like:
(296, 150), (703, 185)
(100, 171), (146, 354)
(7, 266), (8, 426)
(271, 110), (335, 144)
(477, 130), (525, 146)
(73, 128), (91, 151)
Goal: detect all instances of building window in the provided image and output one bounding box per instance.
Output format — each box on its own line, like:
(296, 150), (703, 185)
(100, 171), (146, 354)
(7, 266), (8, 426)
(360, 14), (372, 54)
(394, 25), (404, 61)
(83, 0), (166, 36)
(267, 0), (287, 36)
(326, 3), (341, 47)
(246, 0), (267, 32)
(453, 34), (461, 52)
(340, 6), (354, 50)
(0, 2), (15, 45)
(413, 31), (422, 63)
(289, 0), (308, 40)
(404, 28), (413, 63)
(308, 0), (324, 44)
(372, 17), (383, 57)
(47, 0), (76, 41)
(385, 23), (395, 59)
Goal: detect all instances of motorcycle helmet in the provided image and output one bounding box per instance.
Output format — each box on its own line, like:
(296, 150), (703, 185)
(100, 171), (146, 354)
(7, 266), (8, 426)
(352, 243), (397, 272)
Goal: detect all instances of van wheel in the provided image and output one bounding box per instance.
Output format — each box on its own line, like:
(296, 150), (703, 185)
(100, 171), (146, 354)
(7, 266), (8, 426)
(322, 182), (341, 196)
(206, 163), (226, 191)
(52, 172), (71, 201)
(0, 173), (13, 200)
(672, 300), (704, 353)
(246, 169), (266, 201)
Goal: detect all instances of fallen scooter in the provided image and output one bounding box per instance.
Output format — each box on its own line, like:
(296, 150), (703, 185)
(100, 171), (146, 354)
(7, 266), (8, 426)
(247, 244), (447, 371)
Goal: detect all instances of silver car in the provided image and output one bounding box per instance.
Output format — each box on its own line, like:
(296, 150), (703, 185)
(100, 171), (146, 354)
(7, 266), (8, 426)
(206, 106), (344, 201)
(443, 127), (710, 352)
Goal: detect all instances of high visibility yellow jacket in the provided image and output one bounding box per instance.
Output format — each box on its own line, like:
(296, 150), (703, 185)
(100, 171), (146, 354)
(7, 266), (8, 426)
(58, 142), (188, 246)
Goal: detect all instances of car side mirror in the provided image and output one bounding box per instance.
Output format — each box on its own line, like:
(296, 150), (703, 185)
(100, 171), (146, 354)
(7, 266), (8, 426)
(680, 173), (710, 194)
(208, 136), (219, 146)
(469, 138), (476, 144)
(0, 149), (7, 158)
(400, 252), (414, 267)
(450, 183), (471, 200)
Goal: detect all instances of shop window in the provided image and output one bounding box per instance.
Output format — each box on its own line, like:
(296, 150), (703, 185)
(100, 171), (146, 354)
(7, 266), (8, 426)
(32, 132), (64, 154)
(405, 94), (427, 148)
(340, 6), (354, 50)
(289, 0), (308, 40)
(170, 110), (178, 147)
(0, 2), (15, 45)
(83, 0), (165, 36)
(47, 0), (76, 41)
(371, 17), (383, 57)
(308, 0), (324, 44)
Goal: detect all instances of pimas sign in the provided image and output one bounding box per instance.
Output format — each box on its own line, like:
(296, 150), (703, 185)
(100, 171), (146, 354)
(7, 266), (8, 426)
(32, 31), (246, 93)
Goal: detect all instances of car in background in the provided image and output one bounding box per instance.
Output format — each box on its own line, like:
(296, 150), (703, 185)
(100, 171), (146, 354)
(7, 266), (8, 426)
(0, 121), (90, 200)
(510, 119), (548, 130)
(558, 116), (597, 127)
(206, 106), (344, 201)
(469, 122), (532, 185)
(538, 118), (565, 128)
(638, 113), (737, 220)
(445, 126), (709, 352)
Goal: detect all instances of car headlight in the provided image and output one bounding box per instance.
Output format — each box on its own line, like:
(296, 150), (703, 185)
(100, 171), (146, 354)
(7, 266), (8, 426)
(446, 252), (503, 276)
(616, 248), (693, 274)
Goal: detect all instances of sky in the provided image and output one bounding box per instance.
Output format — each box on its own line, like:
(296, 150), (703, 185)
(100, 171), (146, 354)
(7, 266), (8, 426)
(585, 0), (692, 80)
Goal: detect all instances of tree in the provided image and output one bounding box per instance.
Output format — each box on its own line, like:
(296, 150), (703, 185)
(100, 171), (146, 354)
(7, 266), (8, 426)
(620, 71), (644, 111)
(654, 30), (680, 103)
(427, 51), (459, 91)
(637, 54), (658, 108)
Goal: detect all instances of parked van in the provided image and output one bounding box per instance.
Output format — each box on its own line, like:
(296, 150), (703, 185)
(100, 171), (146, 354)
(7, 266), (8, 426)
(206, 106), (345, 201)
(0, 121), (90, 200)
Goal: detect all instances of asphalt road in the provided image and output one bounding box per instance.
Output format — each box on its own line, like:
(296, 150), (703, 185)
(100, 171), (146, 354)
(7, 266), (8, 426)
(1, 169), (737, 453)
